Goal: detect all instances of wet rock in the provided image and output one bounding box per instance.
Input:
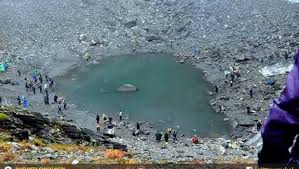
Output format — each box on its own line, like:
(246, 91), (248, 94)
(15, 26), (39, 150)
(117, 84), (138, 92)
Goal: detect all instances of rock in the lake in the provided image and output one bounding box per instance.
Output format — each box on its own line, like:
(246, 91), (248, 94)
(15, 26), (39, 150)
(117, 84), (138, 92)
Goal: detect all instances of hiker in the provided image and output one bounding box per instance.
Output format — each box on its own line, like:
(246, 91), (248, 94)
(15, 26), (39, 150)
(45, 75), (49, 82)
(49, 79), (54, 89)
(215, 85), (219, 93)
(257, 120), (262, 131)
(247, 106), (251, 114)
(258, 50), (299, 166)
(17, 70), (21, 76)
(38, 75), (43, 84)
(172, 130), (177, 142)
(32, 85), (36, 94)
(24, 76), (27, 82)
(119, 110), (123, 121)
(102, 114), (107, 121)
(96, 122), (100, 132)
(0, 96), (2, 104)
(136, 122), (140, 130)
(58, 104), (62, 114)
(192, 135), (199, 144)
(229, 81), (233, 87)
(249, 88), (253, 98)
(54, 94), (58, 103)
(62, 101), (66, 109)
(108, 116), (112, 124)
(284, 51), (288, 60)
(17, 96), (21, 105)
(230, 73), (235, 82)
(132, 128), (140, 137)
(164, 131), (169, 142)
(155, 130), (162, 142)
(25, 82), (29, 92)
(38, 83), (42, 93)
(44, 95), (48, 104)
(96, 115), (100, 124)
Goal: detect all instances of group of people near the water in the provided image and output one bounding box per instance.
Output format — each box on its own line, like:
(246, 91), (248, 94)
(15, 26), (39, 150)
(1, 68), (69, 117)
(94, 109), (202, 144)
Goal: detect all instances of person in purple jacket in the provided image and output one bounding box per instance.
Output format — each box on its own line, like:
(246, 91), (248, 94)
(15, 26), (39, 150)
(258, 49), (299, 166)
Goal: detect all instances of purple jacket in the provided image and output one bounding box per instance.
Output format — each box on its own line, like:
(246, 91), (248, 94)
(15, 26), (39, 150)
(259, 50), (299, 165)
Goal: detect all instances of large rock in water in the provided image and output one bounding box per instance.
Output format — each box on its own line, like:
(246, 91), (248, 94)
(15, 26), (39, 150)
(117, 84), (138, 92)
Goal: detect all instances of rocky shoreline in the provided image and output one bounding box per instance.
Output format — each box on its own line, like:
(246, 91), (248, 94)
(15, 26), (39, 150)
(0, 0), (298, 163)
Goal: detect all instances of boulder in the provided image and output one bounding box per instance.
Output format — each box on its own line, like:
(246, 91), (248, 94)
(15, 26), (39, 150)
(117, 84), (138, 92)
(124, 19), (137, 28)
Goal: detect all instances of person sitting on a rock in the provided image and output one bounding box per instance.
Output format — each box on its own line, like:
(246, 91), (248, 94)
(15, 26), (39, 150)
(155, 130), (162, 142)
(192, 135), (199, 144)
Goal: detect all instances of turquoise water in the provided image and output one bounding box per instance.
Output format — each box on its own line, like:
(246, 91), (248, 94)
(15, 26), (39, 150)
(56, 53), (231, 136)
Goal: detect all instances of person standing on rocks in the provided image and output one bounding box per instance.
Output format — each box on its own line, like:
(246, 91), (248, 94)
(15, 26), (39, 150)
(257, 120), (262, 131)
(164, 131), (169, 142)
(258, 50), (299, 166)
(96, 122), (100, 132)
(172, 130), (177, 142)
(136, 122), (140, 131)
(192, 135), (199, 144)
(45, 74), (49, 82)
(44, 95), (49, 105)
(96, 115), (100, 124)
(119, 110), (123, 121)
(25, 82), (29, 92)
(0, 96), (2, 104)
(17, 96), (21, 105)
(17, 70), (21, 77)
(215, 85), (219, 93)
(229, 81), (233, 87)
(247, 106), (251, 114)
(32, 85), (36, 94)
(54, 94), (58, 103)
(249, 88), (253, 98)
(63, 101), (67, 110)
(58, 104), (62, 114)
(109, 116), (113, 124)
(155, 130), (162, 142)
(38, 74), (43, 84)
(38, 83), (42, 93)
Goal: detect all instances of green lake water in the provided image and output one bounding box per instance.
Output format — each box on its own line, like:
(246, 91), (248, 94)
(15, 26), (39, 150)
(56, 53), (231, 137)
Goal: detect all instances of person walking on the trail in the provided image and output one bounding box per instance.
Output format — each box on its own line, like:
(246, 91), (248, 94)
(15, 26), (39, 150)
(247, 106), (251, 114)
(17, 70), (21, 77)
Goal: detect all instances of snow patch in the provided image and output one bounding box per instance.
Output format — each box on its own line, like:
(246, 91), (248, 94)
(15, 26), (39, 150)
(259, 63), (293, 77)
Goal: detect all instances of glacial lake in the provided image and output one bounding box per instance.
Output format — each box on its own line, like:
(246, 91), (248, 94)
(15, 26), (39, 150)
(56, 53), (231, 137)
